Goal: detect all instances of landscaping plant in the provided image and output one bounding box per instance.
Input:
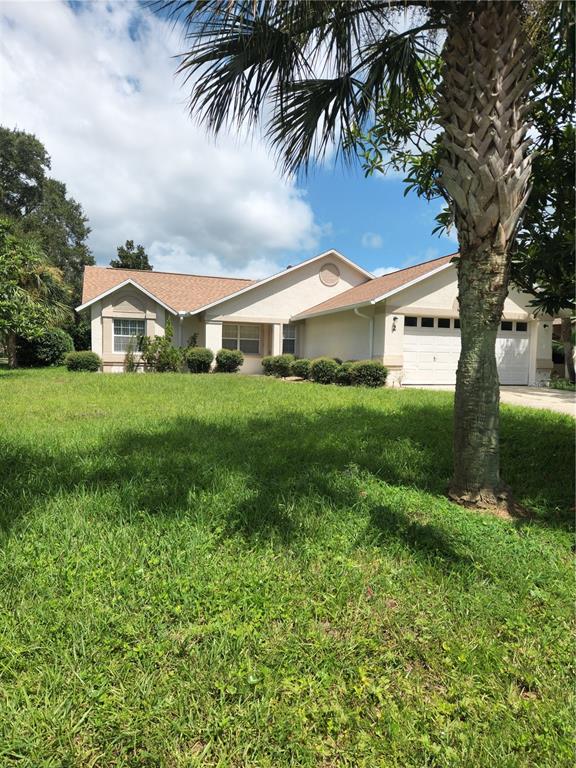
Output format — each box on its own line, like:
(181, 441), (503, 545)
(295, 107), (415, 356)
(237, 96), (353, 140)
(215, 348), (244, 373)
(185, 346), (214, 374)
(64, 350), (101, 371)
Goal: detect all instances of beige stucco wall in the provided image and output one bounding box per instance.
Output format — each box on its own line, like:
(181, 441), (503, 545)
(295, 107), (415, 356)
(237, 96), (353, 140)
(207, 256), (368, 323)
(387, 263), (533, 319)
(94, 287), (163, 371)
(302, 309), (372, 361)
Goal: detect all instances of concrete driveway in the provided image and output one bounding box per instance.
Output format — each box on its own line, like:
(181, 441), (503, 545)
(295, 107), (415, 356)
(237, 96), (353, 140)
(406, 385), (575, 417)
(499, 386), (575, 416)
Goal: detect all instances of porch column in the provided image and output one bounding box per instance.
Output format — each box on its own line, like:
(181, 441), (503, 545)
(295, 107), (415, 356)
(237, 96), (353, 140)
(271, 323), (282, 355)
(205, 322), (222, 359)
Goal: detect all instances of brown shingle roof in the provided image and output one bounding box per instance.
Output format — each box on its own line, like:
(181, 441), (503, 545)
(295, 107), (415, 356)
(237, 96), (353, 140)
(81, 266), (254, 313)
(293, 253), (457, 319)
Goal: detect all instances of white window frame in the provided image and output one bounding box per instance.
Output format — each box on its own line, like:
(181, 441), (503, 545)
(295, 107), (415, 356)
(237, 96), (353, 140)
(113, 318), (146, 353)
(282, 324), (296, 354)
(222, 323), (261, 355)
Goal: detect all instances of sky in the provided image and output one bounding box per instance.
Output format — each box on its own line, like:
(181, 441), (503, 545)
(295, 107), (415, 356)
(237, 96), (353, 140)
(0, 0), (457, 279)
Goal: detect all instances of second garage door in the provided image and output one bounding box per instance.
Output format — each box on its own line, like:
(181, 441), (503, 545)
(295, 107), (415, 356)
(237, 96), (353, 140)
(402, 317), (530, 385)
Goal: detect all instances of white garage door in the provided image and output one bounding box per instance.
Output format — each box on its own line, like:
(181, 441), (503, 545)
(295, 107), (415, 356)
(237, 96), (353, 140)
(403, 317), (530, 385)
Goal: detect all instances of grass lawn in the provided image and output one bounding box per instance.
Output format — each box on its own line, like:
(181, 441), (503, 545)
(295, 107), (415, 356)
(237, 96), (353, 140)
(0, 368), (574, 767)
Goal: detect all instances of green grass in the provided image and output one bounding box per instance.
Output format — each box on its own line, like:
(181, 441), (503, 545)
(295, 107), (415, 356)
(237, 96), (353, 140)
(0, 368), (573, 768)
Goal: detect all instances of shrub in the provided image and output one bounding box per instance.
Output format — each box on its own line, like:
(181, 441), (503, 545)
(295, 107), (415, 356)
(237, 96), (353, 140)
(261, 353), (295, 377)
(124, 336), (139, 373)
(261, 356), (275, 376)
(350, 360), (388, 387)
(17, 328), (74, 367)
(186, 346), (214, 373)
(215, 348), (244, 373)
(140, 319), (183, 372)
(310, 357), (338, 384)
(64, 351), (101, 372)
(335, 361), (354, 385)
(291, 358), (311, 379)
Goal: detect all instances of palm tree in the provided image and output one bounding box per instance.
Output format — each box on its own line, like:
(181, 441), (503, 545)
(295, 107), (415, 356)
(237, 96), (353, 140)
(0, 218), (70, 367)
(156, 0), (543, 509)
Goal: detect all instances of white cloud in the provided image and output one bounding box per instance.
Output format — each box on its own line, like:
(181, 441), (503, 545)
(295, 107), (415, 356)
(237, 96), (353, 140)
(0, 1), (322, 276)
(361, 232), (383, 249)
(373, 266), (401, 277)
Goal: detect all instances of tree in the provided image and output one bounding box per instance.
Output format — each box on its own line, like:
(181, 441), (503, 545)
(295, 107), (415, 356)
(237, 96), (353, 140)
(0, 126), (94, 308)
(155, 0), (555, 509)
(110, 239), (153, 271)
(357, 3), (575, 381)
(0, 127), (50, 218)
(20, 178), (94, 305)
(0, 218), (70, 367)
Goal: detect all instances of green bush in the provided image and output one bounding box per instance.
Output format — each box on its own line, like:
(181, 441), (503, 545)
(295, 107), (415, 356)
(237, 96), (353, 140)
(17, 328), (74, 367)
(290, 358), (311, 379)
(261, 353), (295, 377)
(140, 319), (183, 372)
(310, 357), (338, 384)
(186, 346), (214, 373)
(335, 361), (354, 385)
(64, 351), (101, 372)
(261, 356), (275, 376)
(215, 348), (244, 373)
(350, 360), (388, 387)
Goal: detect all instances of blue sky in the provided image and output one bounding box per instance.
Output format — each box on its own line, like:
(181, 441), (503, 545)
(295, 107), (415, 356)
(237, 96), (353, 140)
(1, 1), (456, 278)
(302, 166), (455, 275)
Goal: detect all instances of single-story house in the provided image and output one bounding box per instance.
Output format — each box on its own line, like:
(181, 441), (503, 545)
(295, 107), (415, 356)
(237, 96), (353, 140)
(77, 249), (554, 385)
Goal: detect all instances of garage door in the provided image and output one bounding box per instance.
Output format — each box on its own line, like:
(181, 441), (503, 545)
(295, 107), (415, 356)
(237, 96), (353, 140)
(402, 317), (530, 385)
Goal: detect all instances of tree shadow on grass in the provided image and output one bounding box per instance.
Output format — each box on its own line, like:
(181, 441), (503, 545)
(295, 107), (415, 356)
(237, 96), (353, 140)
(0, 401), (573, 556)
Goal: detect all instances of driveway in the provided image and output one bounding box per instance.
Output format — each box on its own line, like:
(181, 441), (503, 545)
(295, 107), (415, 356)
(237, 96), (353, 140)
(406, 385), (575, 417)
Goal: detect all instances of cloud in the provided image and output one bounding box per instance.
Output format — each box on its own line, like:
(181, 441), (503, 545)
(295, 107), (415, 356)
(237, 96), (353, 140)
(361, 232), (383, 249)
(373, 266), (401, 277)
(0, 1), (322, 276)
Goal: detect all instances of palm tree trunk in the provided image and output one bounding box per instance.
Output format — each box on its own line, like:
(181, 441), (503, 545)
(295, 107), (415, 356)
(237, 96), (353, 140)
(438, 1), (533, 507)
(560, 317), (575, 384)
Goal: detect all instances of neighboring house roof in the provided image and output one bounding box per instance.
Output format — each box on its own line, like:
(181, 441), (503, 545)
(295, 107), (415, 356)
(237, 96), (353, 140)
(78, 266), (254, 313)
(292, 253), (457, 320)
(181, 249), (374, 316)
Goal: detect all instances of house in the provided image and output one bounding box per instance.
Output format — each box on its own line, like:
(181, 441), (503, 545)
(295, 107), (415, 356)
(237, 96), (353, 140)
(77, 249), (554, 385)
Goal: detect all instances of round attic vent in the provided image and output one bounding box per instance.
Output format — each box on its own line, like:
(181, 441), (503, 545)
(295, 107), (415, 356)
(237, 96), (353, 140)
(319, 262), (340, 287)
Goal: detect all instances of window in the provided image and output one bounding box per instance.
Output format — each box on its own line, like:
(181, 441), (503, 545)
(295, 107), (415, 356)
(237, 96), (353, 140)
(501, 321), (513, 331)
(405, 316), (417, 327)
(516, 321), (528, 332)
(113, 318), (145, 353)
(282, 324), (296, 354)
(454, 319), (461, 329)
(222, 323), (260, 354)
(438, 318), (451, 329)
(421, 317), (434, 328)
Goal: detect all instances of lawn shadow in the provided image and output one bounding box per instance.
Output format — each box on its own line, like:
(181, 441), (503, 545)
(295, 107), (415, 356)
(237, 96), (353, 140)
(1, 399), (573, 560)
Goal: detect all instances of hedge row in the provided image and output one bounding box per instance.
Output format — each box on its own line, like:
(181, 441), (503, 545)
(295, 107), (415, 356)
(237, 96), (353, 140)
(63, 347), (245, 374)
(261, 354), (388, 387)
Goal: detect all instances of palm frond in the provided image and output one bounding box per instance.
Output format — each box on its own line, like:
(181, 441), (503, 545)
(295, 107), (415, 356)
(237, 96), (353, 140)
(155, 0), (441, 174)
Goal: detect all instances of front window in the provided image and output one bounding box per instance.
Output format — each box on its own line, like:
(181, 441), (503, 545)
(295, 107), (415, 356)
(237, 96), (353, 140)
(222, 323), (260, 354)
(113, 319), (145, 353)
(282, 324), (296, 354)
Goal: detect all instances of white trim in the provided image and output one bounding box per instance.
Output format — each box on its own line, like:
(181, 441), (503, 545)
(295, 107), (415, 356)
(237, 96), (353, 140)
(292, 261), (455, 321)
(182, 249), (374, 317)
(76, 278), (178, 315)
(369, 262), (454, 305)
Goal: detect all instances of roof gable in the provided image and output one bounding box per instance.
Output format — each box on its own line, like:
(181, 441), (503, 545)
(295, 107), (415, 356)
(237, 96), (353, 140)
(78, 266), (254, 313)
(183, 249), (374, 316)
(293, 254), (457, 319)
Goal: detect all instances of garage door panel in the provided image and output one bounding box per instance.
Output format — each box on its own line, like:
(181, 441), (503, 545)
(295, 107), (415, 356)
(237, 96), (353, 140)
(403, 323), (530, 385)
